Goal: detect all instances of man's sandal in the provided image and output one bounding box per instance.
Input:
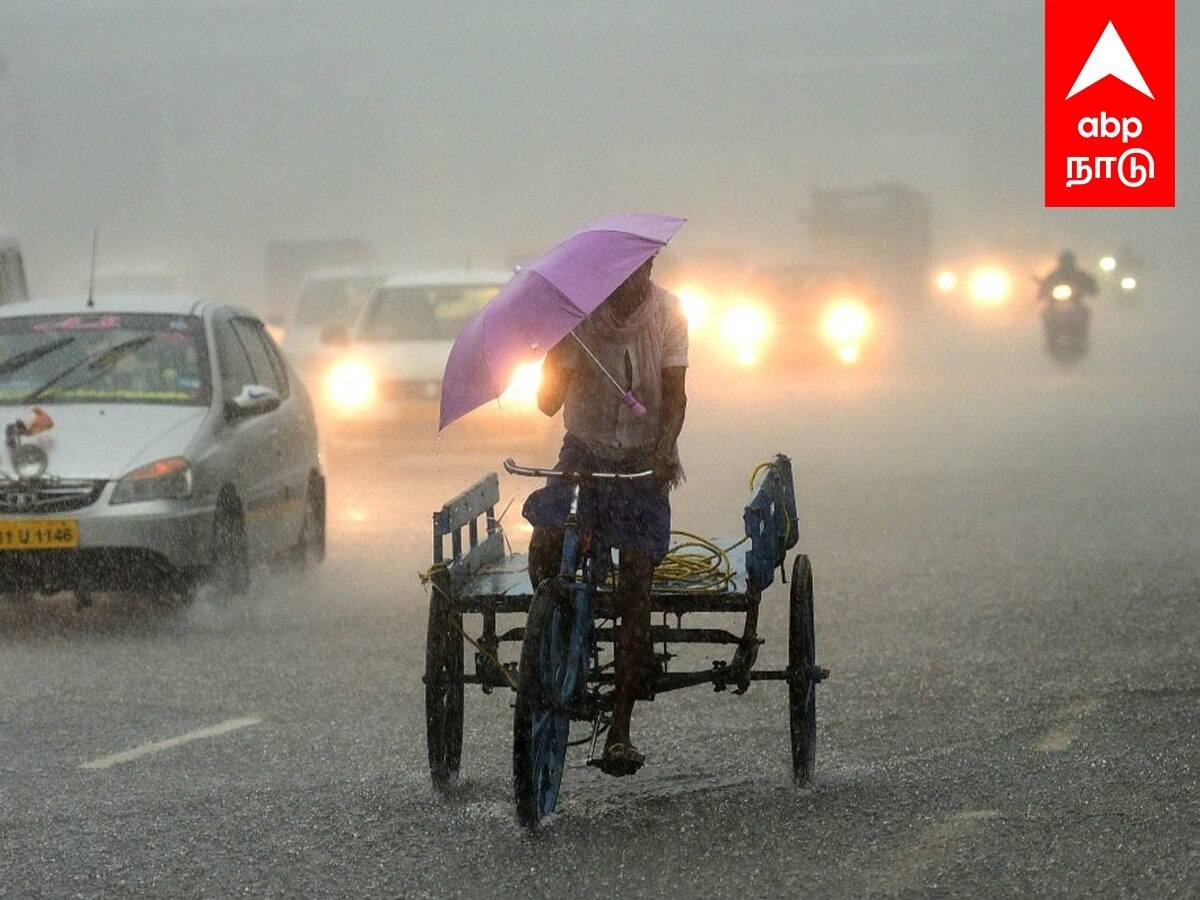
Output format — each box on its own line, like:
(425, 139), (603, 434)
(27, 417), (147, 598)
(590, 742), (646, 777)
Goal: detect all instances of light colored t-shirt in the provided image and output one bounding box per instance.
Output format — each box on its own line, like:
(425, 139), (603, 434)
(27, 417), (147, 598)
(559, 282), (688, 453)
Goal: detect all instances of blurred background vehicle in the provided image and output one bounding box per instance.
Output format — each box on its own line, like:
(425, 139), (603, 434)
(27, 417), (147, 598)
(263, 237), (377, 325)
(1096, 243), (1144, 305)
(0, 295), (323, 605)
(805, 183), (931, 310)
(667, 257), (882, 377)
(0, 234), (28, 305)
(317, 272), (552, 449)
(278, 267), (389, 380)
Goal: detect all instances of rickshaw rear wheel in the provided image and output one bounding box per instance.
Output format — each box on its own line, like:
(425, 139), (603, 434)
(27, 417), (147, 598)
(425, 587), (464, 791)
(513, 579), (573, 829)
(788, 553), (817, 784)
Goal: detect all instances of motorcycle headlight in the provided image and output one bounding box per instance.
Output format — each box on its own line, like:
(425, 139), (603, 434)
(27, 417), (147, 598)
(110, 457), (193, 505)
(1051, 284), (1073, 301)
(1120, 276), (1137, 290)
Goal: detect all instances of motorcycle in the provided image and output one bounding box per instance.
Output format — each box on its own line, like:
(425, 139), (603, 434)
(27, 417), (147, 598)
(1040, 283), (1090, 363)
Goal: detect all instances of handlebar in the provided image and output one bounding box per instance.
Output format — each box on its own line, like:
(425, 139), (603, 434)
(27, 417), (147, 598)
(503, 457), (654, 481)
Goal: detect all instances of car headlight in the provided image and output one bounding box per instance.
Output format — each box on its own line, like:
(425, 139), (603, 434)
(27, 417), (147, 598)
(1099, 256), (1117, 273)
(110, 457), (193, 505)
(934, 270), (958, 293)
(1120, 276), (1137, 290)
(1051, 284), (1073, 301)
(820, 298), (872, 365)
(721, 303), (770, 366)
(324, 359), (377, 411)
(966, 266), (1013, 307)
(500, 359), (543, 408)
(674, 287), (710, 332)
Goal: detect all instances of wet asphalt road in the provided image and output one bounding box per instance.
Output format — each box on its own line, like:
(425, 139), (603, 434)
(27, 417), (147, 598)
(3, 316), (1199, 898)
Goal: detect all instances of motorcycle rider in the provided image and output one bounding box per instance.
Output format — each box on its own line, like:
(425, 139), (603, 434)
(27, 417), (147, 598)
(1039, 250), (1098, 305)
(1039, 250), (1094, 360)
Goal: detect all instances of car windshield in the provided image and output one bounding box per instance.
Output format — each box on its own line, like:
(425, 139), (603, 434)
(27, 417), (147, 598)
(357, 284), (501, 341)
(293, 277), (381, 327)
(0, 313), (211, 407)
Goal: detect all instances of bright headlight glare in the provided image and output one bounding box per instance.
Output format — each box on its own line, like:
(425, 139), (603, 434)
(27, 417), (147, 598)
(1051, 284), (1073, 301)
(821, 299), (872, 345)
(934, 270), (958, 293)
(111, 457), (193, 504)
(1121, 276), (1137, 290)
(721, 303), (770, 366)
(1099, 256), (1117, 272)
(675, 287), (710, 330)
(837, 344), (861, 365)
(967, 266), (1013, 307)
(325, 359), (376, 411)
(502, 359), (543, 407)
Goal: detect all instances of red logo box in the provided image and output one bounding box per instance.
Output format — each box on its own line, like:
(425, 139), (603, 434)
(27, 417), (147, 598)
(1045, 0), (1174, 207)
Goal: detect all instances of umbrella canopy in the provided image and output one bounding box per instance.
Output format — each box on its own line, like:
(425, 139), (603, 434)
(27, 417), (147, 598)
(439, 214), (685, 430)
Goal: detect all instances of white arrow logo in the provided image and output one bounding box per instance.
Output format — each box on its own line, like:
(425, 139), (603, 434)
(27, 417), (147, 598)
(1067, 21), (1153, 99)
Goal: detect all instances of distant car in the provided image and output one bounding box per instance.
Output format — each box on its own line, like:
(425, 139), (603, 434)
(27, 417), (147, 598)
(0, 236), (29, 306)
(279, 268), (388, 378)
(669, 262), (881, 372)
(317, 272), (549, 443)
(0, 296), (324, 605)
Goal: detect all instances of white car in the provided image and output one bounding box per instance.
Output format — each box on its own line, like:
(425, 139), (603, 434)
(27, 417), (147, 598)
(317, 272), (549, 443)
(279, 268), (389, 378)
(0, 295), (324, 605)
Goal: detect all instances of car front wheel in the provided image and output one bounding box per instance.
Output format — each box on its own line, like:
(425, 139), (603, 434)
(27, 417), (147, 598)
(210, 502), (250, 598)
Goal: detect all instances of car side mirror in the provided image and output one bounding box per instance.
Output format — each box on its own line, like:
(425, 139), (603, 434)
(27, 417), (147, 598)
(227, 384), (281, 418)
(320, 324), (350, 346)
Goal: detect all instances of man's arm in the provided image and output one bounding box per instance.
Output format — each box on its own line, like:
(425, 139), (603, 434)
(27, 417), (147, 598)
(653, 366), (687, 482)
(537, 339), (573, 416)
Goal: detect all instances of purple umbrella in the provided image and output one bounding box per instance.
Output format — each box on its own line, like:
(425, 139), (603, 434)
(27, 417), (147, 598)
(439, 213), (686, 430)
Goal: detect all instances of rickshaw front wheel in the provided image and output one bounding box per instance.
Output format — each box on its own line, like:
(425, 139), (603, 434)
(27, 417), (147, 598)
(425, 589), (464, 791)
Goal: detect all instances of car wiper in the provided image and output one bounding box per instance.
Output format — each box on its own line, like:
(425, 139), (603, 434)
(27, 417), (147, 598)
(0, 336), (76, 376)
(23, 335), (155, 402)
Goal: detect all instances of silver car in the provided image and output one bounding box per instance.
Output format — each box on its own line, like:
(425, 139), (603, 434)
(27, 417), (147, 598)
(0, 296), (324, 605)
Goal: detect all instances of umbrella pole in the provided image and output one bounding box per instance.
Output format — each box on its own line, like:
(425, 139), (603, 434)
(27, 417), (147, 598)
(568, 332), (647, 418)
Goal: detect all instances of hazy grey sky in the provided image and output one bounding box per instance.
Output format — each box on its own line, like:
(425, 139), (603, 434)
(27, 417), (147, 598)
(1, 1), (1195, 297)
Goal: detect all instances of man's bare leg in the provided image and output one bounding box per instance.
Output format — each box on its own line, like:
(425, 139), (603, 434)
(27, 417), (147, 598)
(606, 547), (654, 759)
(528, 526), (564, 589)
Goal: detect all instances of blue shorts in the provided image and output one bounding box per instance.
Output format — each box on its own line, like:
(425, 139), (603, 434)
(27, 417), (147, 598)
(521, 434), (671, 562)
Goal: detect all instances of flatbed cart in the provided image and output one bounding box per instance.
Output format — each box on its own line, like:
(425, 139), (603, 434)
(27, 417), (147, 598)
(422, 452), (827, 827)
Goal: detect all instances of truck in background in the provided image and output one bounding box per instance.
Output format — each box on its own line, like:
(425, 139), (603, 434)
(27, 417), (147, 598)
(0, 235), (28, 305)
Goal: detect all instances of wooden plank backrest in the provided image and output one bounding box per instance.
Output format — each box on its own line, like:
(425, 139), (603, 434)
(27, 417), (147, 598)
(433, 472), (504, 580)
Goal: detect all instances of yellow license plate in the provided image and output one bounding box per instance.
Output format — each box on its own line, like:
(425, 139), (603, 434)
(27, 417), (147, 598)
(0, 518), (79, 550)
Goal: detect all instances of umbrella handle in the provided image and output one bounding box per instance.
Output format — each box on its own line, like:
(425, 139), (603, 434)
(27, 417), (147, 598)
(622, 391), (647, 418)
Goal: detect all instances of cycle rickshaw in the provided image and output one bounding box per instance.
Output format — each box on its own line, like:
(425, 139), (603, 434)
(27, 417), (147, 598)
(422, 452), (825, 829)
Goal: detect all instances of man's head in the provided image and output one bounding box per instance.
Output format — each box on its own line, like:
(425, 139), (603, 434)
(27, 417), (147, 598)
(607, 257), (654, 321)
(1058, 249), (1077, 269)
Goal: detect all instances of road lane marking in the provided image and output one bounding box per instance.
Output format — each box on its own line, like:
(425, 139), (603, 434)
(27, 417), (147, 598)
(877, 809), (998, 894)
(80, 717), (262, 770)
(1033, 698), (1101, 752)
